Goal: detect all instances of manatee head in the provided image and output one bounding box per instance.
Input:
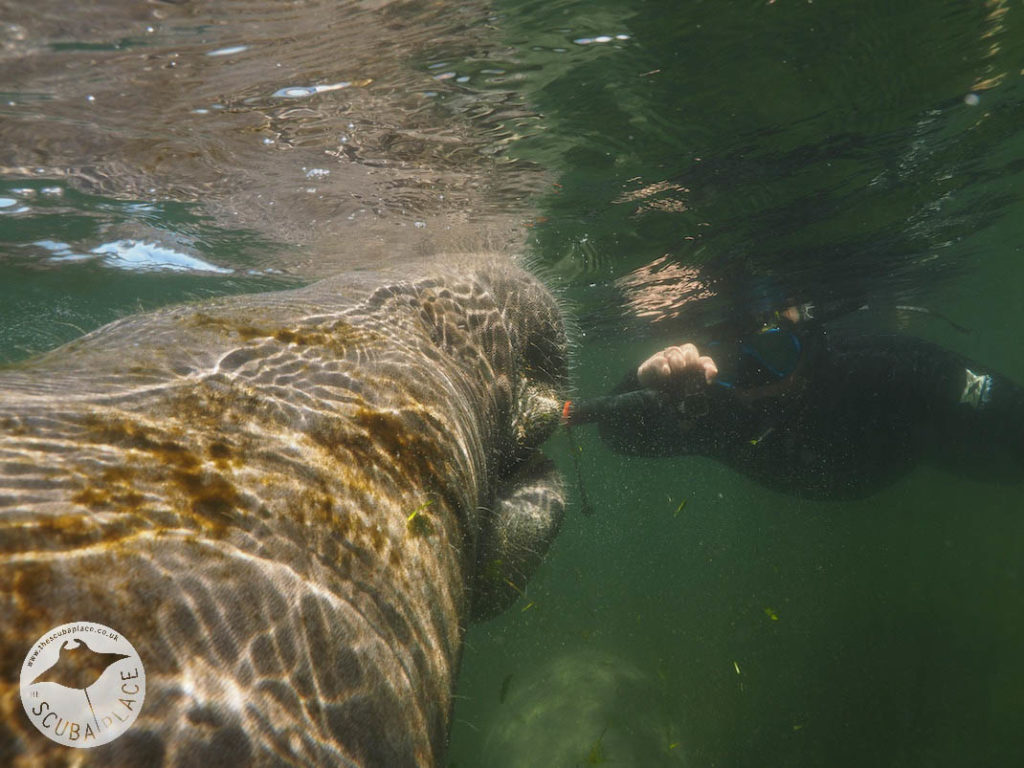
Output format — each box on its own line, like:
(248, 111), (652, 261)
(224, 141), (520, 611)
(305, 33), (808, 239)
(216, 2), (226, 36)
(459, 259), (569, 468)
(306, 255), (570, 621)
(411, 258), (570, 622)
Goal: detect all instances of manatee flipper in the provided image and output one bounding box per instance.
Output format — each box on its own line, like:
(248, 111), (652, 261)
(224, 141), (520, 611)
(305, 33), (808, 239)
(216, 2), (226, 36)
(471, 453), (564, 622)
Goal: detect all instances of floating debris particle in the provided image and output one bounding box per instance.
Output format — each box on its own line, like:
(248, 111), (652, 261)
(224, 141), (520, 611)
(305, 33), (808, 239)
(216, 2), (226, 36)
(406, 499), (434, 537)
(499, 673), (514, 703)
(271, 80), (370, 99)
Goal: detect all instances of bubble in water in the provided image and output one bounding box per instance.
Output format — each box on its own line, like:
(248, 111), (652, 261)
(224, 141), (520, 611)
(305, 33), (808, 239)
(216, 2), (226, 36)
(964, 92), (980, 107)
(573, 33), (631, 45)
(207, 45), (249, 57)
(273, 86), (317, 99)
(271, 81), (355, 99)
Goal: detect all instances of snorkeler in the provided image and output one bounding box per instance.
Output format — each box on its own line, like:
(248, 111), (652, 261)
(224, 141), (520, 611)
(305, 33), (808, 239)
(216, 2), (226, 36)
(563, 303), (1024, 499)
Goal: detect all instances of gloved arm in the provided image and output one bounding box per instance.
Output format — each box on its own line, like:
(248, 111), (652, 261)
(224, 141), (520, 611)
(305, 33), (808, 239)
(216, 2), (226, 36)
(566, 344), (743, 457)
(571, 329), (822, 457)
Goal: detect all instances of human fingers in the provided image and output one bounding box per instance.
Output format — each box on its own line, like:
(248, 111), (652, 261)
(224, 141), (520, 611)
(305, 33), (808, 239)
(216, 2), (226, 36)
(638, 344), (715, 390)
(698, 355), (718, 384)
(663, 343), (700, 374)
(637, 352), (672, 389)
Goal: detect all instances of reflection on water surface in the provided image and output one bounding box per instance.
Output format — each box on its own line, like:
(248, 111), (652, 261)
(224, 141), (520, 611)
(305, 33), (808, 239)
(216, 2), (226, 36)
(1, 0), (548, 358)
(1, 0), (545, 276)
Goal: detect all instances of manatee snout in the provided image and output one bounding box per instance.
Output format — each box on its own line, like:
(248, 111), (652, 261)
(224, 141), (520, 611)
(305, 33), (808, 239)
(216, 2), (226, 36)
(480, 263), (568, 457)
(467, 265), (570, 621)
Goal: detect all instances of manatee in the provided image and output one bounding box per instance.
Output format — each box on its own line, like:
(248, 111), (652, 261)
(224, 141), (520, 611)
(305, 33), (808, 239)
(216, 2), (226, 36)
(0, 256), (568, 767)
(482, 649), (686, 768)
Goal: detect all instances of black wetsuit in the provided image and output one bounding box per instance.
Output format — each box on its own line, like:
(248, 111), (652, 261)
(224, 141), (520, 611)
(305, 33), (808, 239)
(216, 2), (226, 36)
(580, 323), (1024, 499)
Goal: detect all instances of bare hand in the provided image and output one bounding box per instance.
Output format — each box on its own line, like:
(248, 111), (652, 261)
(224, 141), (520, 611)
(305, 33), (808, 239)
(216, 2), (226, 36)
(637, 343), (718, 391)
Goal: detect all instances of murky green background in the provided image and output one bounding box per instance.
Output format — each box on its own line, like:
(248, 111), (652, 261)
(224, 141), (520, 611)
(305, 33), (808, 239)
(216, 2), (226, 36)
(3, 1), (1024, 765)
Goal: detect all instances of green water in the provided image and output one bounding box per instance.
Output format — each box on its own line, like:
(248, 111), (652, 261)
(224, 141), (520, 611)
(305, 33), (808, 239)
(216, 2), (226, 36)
(449, 1), (1024, 766)
(4, 0), (1024, 765)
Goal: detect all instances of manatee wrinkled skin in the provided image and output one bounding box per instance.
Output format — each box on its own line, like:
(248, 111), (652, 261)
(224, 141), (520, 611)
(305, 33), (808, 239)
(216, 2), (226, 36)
(0, 258), (568, 767)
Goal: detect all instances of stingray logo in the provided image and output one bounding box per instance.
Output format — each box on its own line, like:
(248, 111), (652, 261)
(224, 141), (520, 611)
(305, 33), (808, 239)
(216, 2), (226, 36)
(20, 621), (146, 748)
